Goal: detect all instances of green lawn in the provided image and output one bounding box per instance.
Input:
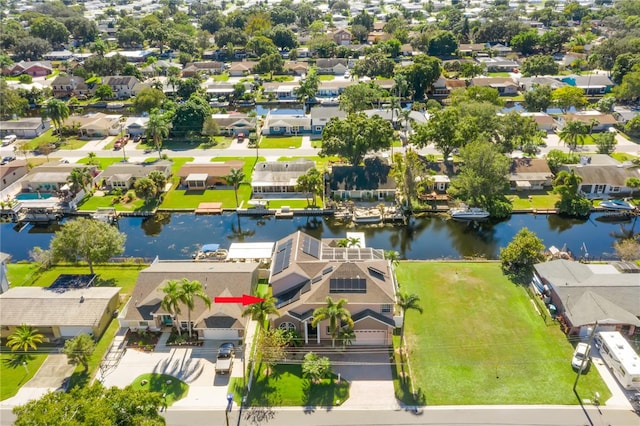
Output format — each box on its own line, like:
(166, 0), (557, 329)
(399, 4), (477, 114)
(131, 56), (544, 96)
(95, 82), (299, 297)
(131, 373), (189, 406)
(259, 136), (303, 149)
(244, 364), (349, 406)
(77, 193), (159, 212)
(6, 262), (40, 287)
(22, 129), (89, 150)
(610, 152), (638, 163)
(258, 198), (323, 209)
(211, 73), (230, 82)
(395, 262), (610, 405)
(487, 72), (512, 77)
(0, 354), (48, 401)
(77, 157), (123, 170)
(276, 156), (341, 171)
(161, 184), (252, 209)
(318, 75), (335, 81)
(508, 191), (560, 210)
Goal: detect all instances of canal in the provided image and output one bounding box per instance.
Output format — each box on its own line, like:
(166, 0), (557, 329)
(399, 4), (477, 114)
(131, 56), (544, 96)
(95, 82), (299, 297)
(1, 212), (635, 261)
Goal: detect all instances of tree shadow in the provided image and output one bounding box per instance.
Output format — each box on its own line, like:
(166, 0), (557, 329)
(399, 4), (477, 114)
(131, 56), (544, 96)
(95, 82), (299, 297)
(67, 370), (90, 390)
(94, 277), (117, 287)
(2, 353), (35, 369)
(243, 406), (276, 425)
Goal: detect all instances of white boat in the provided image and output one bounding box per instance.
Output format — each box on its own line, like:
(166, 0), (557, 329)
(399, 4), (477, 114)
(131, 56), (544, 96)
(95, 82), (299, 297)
(333, 210), (352, 221)
(448, 207), (490, 220)
(599, 199), (637, 211)
(353, 208), (382, 224)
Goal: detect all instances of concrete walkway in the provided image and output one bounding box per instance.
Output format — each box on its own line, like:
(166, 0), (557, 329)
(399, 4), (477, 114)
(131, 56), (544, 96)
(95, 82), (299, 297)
(590, 351), (633, 409)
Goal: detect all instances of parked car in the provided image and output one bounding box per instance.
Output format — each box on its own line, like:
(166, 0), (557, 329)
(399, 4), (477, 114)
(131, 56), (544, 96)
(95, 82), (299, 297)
(133, 135), (142, 142)
(114, 138), (128, 150)
(2, 135), (17, 146)
(237, 132), (245, 143)
(571, 343), (591, 371)
(215, 342), (235, 375)
(1, 156), (16, 165)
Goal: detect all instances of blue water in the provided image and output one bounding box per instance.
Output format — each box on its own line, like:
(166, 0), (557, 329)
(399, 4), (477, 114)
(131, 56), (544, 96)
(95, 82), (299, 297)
(255, 106), (304, 116)
(15, 193), (54, 200)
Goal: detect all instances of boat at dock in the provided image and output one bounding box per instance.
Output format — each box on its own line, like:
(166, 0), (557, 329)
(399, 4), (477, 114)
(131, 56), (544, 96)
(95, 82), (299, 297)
(192, 243), (228, 261)
(353, 208), (383, 224)
(448, 206), (490, 220)
(599, 199), (637, 212)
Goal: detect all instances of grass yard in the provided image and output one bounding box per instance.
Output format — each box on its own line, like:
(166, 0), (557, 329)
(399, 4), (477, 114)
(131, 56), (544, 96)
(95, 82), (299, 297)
(276, 155), (341, 171)
(76, 157), (122, 170)
(6, 262), (40, 287)
(318, 75), (335, 81)
(487, 72), (512, 77)
(508, 191), (560, 210)
(259, 136), (303, 149)
(161, 183), (252, 209)
(211, 73), (230, 82)
(77, 194), (159, 212)
(610, 152), (638, 163)
(259, 198), (323, 209)
(131, 373), (189, 406)
(22, 130), (89, 150)
(0, 354), (48, 401)
(244, 364), (349, 406)
(395, 262), (610, 405)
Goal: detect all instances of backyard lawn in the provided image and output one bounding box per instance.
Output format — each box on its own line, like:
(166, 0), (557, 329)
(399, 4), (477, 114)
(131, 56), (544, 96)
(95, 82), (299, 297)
(131, 373), (189, 406)
(0, 354), (48, 401)
(77, 193), (159, 212)
(259, 136), (302, 149)
(161, 184), (252, 209)
(395, 262), (610, 405)
(508, 190), (560, 210)
(244, 364), (349, 406)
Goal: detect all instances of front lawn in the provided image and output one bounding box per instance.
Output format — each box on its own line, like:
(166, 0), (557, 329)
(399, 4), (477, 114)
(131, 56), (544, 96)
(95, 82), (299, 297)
(259, 136), (302, 149)
(0, 354), (47, 401)
(161, 183), (252, 209)
(277, 155), (341, 171)
(245, 364), (349, 406)
(22, 129), (89, 150)
(76, 157), (123, 170)
(131, 373), (189, 406)
(318, 75), (335, 81)
(395, 262), (610, 405)
(508, 190), (560, 210)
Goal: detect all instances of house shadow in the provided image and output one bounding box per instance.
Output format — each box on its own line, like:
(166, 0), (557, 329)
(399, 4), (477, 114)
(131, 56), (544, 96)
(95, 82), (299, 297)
(184, 189), (206, 196)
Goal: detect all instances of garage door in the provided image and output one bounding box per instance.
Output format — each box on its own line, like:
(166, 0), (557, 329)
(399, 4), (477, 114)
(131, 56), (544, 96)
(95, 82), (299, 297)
(353, 330), (387, 346)
(203, 329), (239, 341)
(59, 326), (92, 337)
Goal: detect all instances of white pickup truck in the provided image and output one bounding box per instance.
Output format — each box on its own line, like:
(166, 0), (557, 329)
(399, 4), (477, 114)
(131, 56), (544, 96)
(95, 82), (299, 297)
(215, 343), (235, 375)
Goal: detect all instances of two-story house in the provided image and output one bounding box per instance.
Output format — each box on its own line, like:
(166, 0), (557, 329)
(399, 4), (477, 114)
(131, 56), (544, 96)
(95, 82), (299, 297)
(103, 76), (140, 99)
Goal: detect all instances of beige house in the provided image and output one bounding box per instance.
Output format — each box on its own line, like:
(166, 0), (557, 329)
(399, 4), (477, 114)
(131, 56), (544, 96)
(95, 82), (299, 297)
(470, 77), (519, 96)
(101, 160), (172, 191)
(509, 158), (554, 191)
(270, 231), (397, 346)
(177, 160), (245, 189)
(21, 162), (100, 193)
(63, 113), (122, 138)
(1, 159), (28, 190)
(331, 28), (352, 46)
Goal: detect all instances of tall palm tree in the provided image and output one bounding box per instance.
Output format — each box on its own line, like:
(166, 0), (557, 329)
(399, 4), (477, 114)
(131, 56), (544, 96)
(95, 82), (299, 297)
(67, 167), (93, 194)
(7, 325), (44, 352)
(384, 250), (400, 269)
(45, 99), (70, 141)
(146, 113), (170, 159)
(338, 326), (356, 349)
(225, 168), (245, 208)
(558, 120), (588, 152)
(296, 168), (323, 207)
(396, 292), (423, 354)
(178, 278), (211, 338)
(312, 297), (353, 347)
(294, 68), (319, 114)
(242, 296), (280, 333)
(161, 279), (183, 335)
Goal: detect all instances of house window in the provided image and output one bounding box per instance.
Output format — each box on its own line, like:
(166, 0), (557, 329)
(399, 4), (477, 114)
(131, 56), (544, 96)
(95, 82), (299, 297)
(278, 322), (296, 332)
(611, 187), (620, 193)
(381, 304), (392, 313)
(315, 126), (322, 132)
(273, 126), (280, 131)
(291, 126), (299, 133)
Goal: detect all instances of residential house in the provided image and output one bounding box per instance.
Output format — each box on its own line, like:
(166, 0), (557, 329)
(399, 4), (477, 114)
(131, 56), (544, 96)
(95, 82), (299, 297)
(509, 158), (554, 191)
(533, 259), (640, 337)
(458, 43), (486, 57)
(476, 56), (519, 72)
(125, 117), (150, 136)
(431, 76), (466, 97)
(103, 76), (140, 99)
(330, 157), (396, 201)
(0, 253), (9, 294)
(520, 112), (557, 132)
(317, 80), (354, 98)
(470, 77), (519, 96)
(44, 50), (74, 60)
(51, 75), (91, 99)
(316, 59), (349, 75)
(251, 159), (316, 194)
(205, 82), (237, 99)
(612, 107), (638, 125)
(0, 118), (50, 138)
(0, 286), (120, 341)
(400, 44), (415, 57)
(228, 61), (258, 77)
(100, 160), (172, 191)
(21, 162), (100, 193)
(331, 28), (352, 46)
(557, 111), (618, 132)
(560, 74), (614, 95)
(210, 113), (257, 137)
(263, 82), (300, 101)
(261, 113), (312, 136)
(560, 52), (587, 68)
(177, 160), (245, 190)
(518, 76), (567, 92)
(182, 61), (224, 77)
(269, 231), (397, 346)
(362, 109), (427, 132)
(105, 50), (153, 62)
(560, 154), (640, 197)
(1, 160), (28, 190)
(310, 106), (347, 139)
(284, 61), (309, 76)
(420, 160), (460, 195)
(3, 61), (53, 77)
(490, 43), (513, 56)
(63, 113), (121, 138)
(119, 261), (259, 340)
(297, 47), (310, 58)
(367, 30), (391, 44)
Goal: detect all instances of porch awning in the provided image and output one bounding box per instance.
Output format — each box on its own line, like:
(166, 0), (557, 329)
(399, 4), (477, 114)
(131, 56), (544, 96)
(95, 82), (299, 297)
(516, 180), (532, 189)
(185, 173), (208, 182)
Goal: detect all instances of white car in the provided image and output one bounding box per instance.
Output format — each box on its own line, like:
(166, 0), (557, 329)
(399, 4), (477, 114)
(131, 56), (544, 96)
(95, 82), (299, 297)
(571, 343), (591, 371)
(2, 135), (17, 146)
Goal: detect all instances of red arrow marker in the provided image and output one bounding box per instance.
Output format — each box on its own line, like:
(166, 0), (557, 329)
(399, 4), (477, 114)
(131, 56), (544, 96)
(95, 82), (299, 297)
(214, 294), (265, 306)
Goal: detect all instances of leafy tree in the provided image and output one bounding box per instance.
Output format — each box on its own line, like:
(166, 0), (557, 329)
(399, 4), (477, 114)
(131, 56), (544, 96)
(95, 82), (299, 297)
(302, 352), (332, 383)
(177, 279), (211, 338)
(613, 68), (640, 102)
(625, 115), (640, 137)
(44, 99), (70, 140)
(242, 296), (280, 332)
(172, 96), (211, 136)
(0, 80), (29, 119)
(350, 24), (369, 44)
(320, 113), (394, 165)
(133, 177), (157, 202)
(133, 88), (165, 114)
(524, 84), (553, 112)
(95, 84), (114, 100)
(352, 52), (396, 79)
(499, 228), (545, 284)
(510, 31), (540, 55)
(269, 25), (298, 50)
(200, 10), (225, 34)
(538, 27), (572, 54)
(551, 86), (587, 112)
(30, 16), (69, 47)
(594, 131), (617, 154)
(161, 279), (184, 335)
(258, 328), (288, 376)
(6, 325), (44, 352)
(50, 218), (126, 274)
(214, 27), (248, 48)
(177, 78), (201, 100)
(396, 292), (423, 355)
(146, 113), (170, 159)
(255, 52), (284, 80)
(13, 383), (164, 425)
(411, 107), (464, 161)
(246, 36), (278, 57)
(202, 117), (219, 139)
(558, 120), (588, 151)
(83, 54), (127, 76)
(311, 297), (353, 348)
(339, 82), (384, 114)
(459, 62), (485, 78)
(450, 86), (503, 107)
(521, 54), (559, 77)
(225, 168), (245, 207)
(497, 112), (542, 153)
(595, 96), (616, 114)
(296, 167), (324, 206)
(117, 27), (144, 48)
(67, 167), (93, 194)
(553, 169), (591, 217)
(396, 54), (441, 101)
(544, 149), (579, 174)
(428, 31), (458, 57)
(13, 36), (51, 61)
(391, 149), (426, 213)
(62, 333), (95, 371)
(611, 53), (640, 84)
(352, 10), (374, 31)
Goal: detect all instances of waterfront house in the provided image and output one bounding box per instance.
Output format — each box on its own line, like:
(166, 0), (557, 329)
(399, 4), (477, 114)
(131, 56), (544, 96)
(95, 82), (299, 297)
(21, 163), (100, 193)
(177, 160), (245, 190)
(470, 77), (519, 96)
(431, 76), (467, 98)
(533, 259), (640, 337)
(518, 76), (567, 92)
(251, 159), (316, 194)
(261, 113), (312, 136)
(329, 157), (396, 201)
(51, 76), (91, 99)
(557, 111), (617, 132)
(119, 261), (258, 341)
(103, 76), (140, 99)
(0, 252), (9, 294)
(509, 158), (554, 191)
(262, 82), (301, 101)
(205, 82), (236, 99)
(560, 74), (614, 95)
(210, 113), (257, 137)
(560, 155), (640, 197)
(316, 59), (349, 75)
(310, 106), (347, 139)
(362, 109), (427, 131)
(182, 61), (224, 77)
(520, 112), (557, 132)
(269, 231), (397, 346)
(1, 160), (28, 191)
(101, 160), (172, 191)
(0, 118), (50, 138)
(317, 80), (353, 98)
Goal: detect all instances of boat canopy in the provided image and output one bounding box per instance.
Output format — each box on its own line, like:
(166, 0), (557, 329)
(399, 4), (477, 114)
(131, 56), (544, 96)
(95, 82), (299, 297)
(201, 244), (220, 253)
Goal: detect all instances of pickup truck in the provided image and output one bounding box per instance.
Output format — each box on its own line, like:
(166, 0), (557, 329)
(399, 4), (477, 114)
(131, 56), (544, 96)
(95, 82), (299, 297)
(215, 343), (235, 375)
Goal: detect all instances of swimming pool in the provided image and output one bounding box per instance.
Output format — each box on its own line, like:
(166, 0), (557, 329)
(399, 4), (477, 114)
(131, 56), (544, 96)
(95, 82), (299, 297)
(15, 193), (54, 200)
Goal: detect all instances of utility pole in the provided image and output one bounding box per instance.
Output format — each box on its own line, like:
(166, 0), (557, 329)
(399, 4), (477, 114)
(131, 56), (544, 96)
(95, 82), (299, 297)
(573, 321), (598, 391)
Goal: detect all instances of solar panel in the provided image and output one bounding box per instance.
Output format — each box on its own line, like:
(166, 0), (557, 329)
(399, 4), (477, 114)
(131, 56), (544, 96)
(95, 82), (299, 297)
(311, 275), (322, 283)
(272, 239), (293, 275)
(301, 236), (321, 258)
(368, 266), (386, 280)
(329, 278), (367, 293)
(322, 266), (333, 275)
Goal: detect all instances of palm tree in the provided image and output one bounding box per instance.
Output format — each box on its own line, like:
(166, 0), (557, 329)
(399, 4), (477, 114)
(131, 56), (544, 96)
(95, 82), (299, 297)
(241, 296), (280, 333)
(7, 325), (44, 352)
(384, 250), (400, 269)
(161, 279), (183, 335)
(296, 168), (323, 207)
(225, 167), (245, 208)
(294, 68), (319, 114)
(396, 292), (423, 354)
(178, 278), (211, 338)
(312, 297), (353, 347)
(146, 113), (170, 159)
(67, 167), (93, 194)
(45, 99), (70, 141)
(558, 120), (588, 152)
(399, 109), (414, 142)
(338, 326), (356, 349)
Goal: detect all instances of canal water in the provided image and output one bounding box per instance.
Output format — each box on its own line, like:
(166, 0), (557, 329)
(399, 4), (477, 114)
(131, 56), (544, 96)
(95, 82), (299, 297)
(1, 212), (635, 261)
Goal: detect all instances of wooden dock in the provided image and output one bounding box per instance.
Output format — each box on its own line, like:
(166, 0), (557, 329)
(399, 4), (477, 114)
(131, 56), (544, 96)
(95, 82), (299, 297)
(195, 202), (223, 215)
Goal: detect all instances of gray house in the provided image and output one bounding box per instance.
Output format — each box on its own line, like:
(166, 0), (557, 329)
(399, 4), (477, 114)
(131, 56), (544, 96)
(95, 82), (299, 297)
(310, 106), (347, 139)
(560, 155), (640, 198)
(251, 159), (315, 194)
(0, 118), (51, 138)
